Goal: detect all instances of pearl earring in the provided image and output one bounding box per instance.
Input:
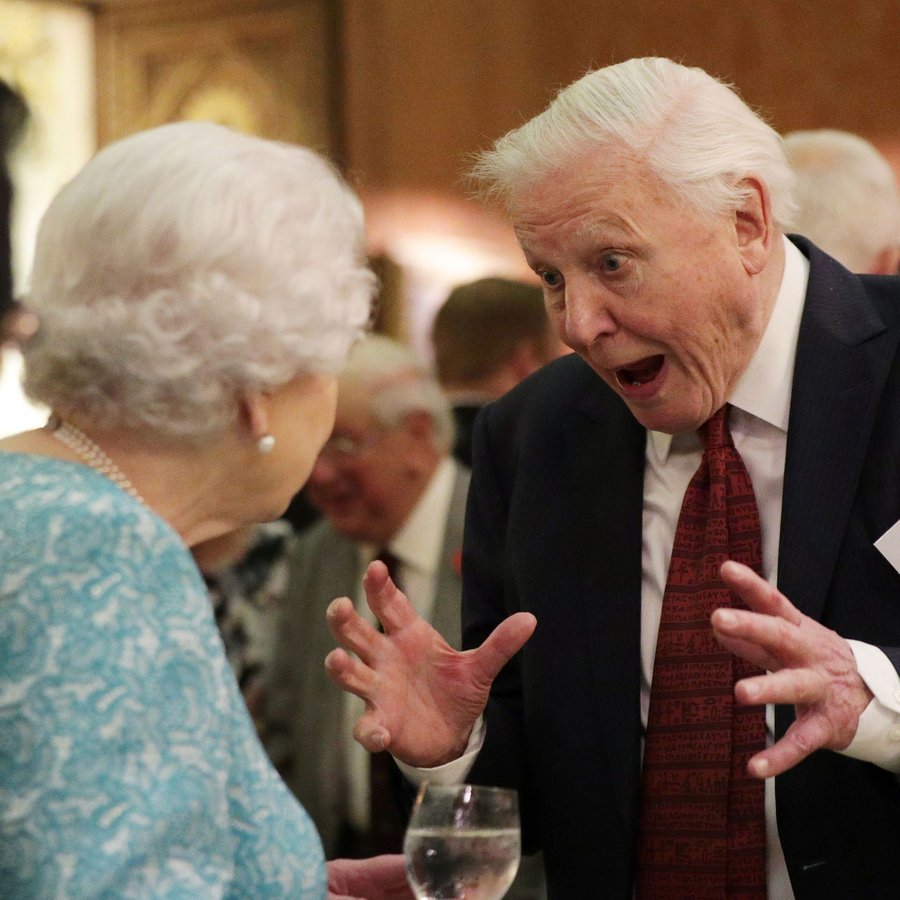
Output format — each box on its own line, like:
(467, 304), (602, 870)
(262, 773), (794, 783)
(257, 434), (276, 454)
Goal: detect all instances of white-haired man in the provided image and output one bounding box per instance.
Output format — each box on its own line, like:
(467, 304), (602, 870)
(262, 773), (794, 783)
(784, 128), (900, 274)
(264, 333), (466, 858)
(325, 58), (900, 899)
(266, 332), (547, 898)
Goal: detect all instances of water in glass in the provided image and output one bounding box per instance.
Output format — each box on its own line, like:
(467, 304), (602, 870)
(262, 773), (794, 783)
(404, 783), (520, 900)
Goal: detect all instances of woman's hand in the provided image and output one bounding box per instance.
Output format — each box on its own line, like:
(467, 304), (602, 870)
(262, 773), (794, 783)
(325, 560), (536, 768)
(327, 854), (412, 900)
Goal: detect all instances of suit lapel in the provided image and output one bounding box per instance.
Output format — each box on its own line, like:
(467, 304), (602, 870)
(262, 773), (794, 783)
(779, 243), (899, 619)
(430, 463), (469, 649)
(565, 385), (646, 829)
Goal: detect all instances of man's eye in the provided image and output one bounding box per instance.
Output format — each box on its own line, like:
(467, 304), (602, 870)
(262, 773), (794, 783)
(601, 253), (626, 272)
(540, 270), (562, 288)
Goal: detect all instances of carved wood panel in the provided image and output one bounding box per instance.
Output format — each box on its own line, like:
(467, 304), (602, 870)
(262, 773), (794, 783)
(95, 0), (340, 154)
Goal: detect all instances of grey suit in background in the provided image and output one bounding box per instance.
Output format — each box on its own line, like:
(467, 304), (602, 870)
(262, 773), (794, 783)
(265, 462), (469, 853)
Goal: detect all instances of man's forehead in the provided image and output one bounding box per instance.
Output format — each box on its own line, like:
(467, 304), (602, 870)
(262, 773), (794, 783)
(334, 383), (374, 426)
(514, 210), (638, 259)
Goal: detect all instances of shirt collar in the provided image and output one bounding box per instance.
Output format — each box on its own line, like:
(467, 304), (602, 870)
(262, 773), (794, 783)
(649, 235), (809, 463)
(366, 457), (457, 574)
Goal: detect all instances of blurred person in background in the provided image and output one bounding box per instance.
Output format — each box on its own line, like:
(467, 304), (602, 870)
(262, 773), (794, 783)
(0, 80), (34, 353)
(192, 519), (294, 735)
(266, 333), (466, 858)
(784, 128), (900, 274)
(0, 120), (411, 900)
(431, 276), (567, 467)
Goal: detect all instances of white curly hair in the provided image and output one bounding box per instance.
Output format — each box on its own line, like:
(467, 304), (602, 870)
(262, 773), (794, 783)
(23, 121), (376, 442)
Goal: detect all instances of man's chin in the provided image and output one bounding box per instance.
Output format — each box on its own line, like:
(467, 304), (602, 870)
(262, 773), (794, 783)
(625, 401), (707, 436)
(328, 514), (370, 542)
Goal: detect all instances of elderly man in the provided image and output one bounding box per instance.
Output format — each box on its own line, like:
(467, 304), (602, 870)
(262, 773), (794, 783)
(784, 128), (900, 275)
(265, 333), (468, 857)
(325, 58), (900, 899)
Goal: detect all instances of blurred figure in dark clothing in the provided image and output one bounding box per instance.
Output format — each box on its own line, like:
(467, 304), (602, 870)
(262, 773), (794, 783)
(0, 81), (31, 347)
(430, 277), (567, 466)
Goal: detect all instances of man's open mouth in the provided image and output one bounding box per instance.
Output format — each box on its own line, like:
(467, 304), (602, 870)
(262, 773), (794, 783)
(614, 354), (665, 389)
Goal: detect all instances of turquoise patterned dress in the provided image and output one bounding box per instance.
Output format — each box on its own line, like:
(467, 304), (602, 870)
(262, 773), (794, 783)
(0, 452), (327, 899)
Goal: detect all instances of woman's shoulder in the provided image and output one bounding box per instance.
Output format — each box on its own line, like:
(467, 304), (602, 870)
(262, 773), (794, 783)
(0, 450), (207, 646)
(0, 456), (330, 897)
(0, 451), (184, 565)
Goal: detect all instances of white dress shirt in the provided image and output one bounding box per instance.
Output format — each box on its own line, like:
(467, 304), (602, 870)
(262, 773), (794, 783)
(402, 238), (900, 897)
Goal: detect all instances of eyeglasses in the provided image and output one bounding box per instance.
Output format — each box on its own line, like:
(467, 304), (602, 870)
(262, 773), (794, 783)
(318, 430), (385, 462)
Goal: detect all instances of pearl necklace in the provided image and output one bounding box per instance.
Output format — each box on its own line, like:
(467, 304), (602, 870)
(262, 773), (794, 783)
(51, 419), (145, 505)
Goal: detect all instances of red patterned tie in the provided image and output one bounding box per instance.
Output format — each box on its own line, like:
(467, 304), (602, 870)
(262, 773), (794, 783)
(636, 406), (767, 899)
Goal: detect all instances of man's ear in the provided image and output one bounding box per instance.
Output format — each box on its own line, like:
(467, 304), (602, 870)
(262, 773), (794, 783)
(508, 340), (543, 379)
(239, 389), (270, 442)
(734, 176), (774, 276)
(869, 244), (900, 276)
(399, 409), (440, 471)
(402, 409), (435, 441)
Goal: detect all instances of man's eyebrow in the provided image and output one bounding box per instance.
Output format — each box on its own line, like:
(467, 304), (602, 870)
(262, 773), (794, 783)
(577, 215), (630, 240)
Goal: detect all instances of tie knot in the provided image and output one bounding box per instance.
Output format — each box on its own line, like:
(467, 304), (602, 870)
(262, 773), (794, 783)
(703, 406), (732, 451)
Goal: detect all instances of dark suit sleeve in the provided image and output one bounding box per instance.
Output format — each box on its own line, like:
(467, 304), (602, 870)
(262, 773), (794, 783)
(460, 399), (535, 850)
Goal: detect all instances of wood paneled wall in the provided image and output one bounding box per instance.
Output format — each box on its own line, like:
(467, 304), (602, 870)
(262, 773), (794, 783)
(95, 0), (340, 152)
(341, 1), (900, 196)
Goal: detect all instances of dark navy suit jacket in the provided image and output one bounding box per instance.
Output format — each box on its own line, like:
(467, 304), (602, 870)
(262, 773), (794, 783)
(462, 238), (900, 899)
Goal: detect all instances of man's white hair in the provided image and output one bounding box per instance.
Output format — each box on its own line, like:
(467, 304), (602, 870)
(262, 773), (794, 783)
(23, 121), (375, 442)
(341, 333), (454, 454)
(471, 56), (796, 229)
(784, 128), (900, 272)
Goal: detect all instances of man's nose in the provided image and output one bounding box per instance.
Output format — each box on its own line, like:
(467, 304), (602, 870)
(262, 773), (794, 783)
(562, 278), (618, 350)
(309, 454), (337, 485)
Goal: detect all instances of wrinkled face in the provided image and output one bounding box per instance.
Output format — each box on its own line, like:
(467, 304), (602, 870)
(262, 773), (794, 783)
(513, 149), (773, 434)
(306, 386), (424, 544)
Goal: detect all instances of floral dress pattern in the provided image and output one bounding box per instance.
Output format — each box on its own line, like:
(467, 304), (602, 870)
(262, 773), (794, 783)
(0, 452), (327, 899)
(202, 519), (294, 742)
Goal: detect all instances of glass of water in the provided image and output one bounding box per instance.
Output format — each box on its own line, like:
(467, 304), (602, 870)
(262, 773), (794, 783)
(404, 782), (521, 900)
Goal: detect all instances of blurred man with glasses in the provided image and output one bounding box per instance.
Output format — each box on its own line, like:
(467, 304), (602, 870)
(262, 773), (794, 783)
(265, 333), (467, 858)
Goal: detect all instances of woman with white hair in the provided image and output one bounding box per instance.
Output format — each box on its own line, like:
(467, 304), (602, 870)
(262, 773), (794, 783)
(0, 122), (411, 899)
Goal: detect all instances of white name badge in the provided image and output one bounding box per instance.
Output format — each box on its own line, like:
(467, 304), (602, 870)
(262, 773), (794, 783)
(875, 519), (900, 574)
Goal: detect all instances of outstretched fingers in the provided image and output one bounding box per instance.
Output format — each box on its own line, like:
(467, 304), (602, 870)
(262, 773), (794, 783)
(720, 560), (802, 624)
(326, 595), (382, 666)
(471, 612), (537, 686)
(351, 711), (392, 754)
(324, 646), (376, 698)
(746, 713), (833, 779)
(711, 605), (807, 670)
(363, 560), (421, 634)
(734, 666), (826, 708)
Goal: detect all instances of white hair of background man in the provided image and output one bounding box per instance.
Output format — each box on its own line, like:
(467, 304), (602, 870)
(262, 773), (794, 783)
(471, 56), (797, 230)
(340, 332), (455, 454)
(783, 128), (900, 273)
(22, 121), (375, 442)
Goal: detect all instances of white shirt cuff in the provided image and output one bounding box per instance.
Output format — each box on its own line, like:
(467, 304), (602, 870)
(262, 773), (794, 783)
(841, 640), (900, 772)
(395, 716), (486, 786)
